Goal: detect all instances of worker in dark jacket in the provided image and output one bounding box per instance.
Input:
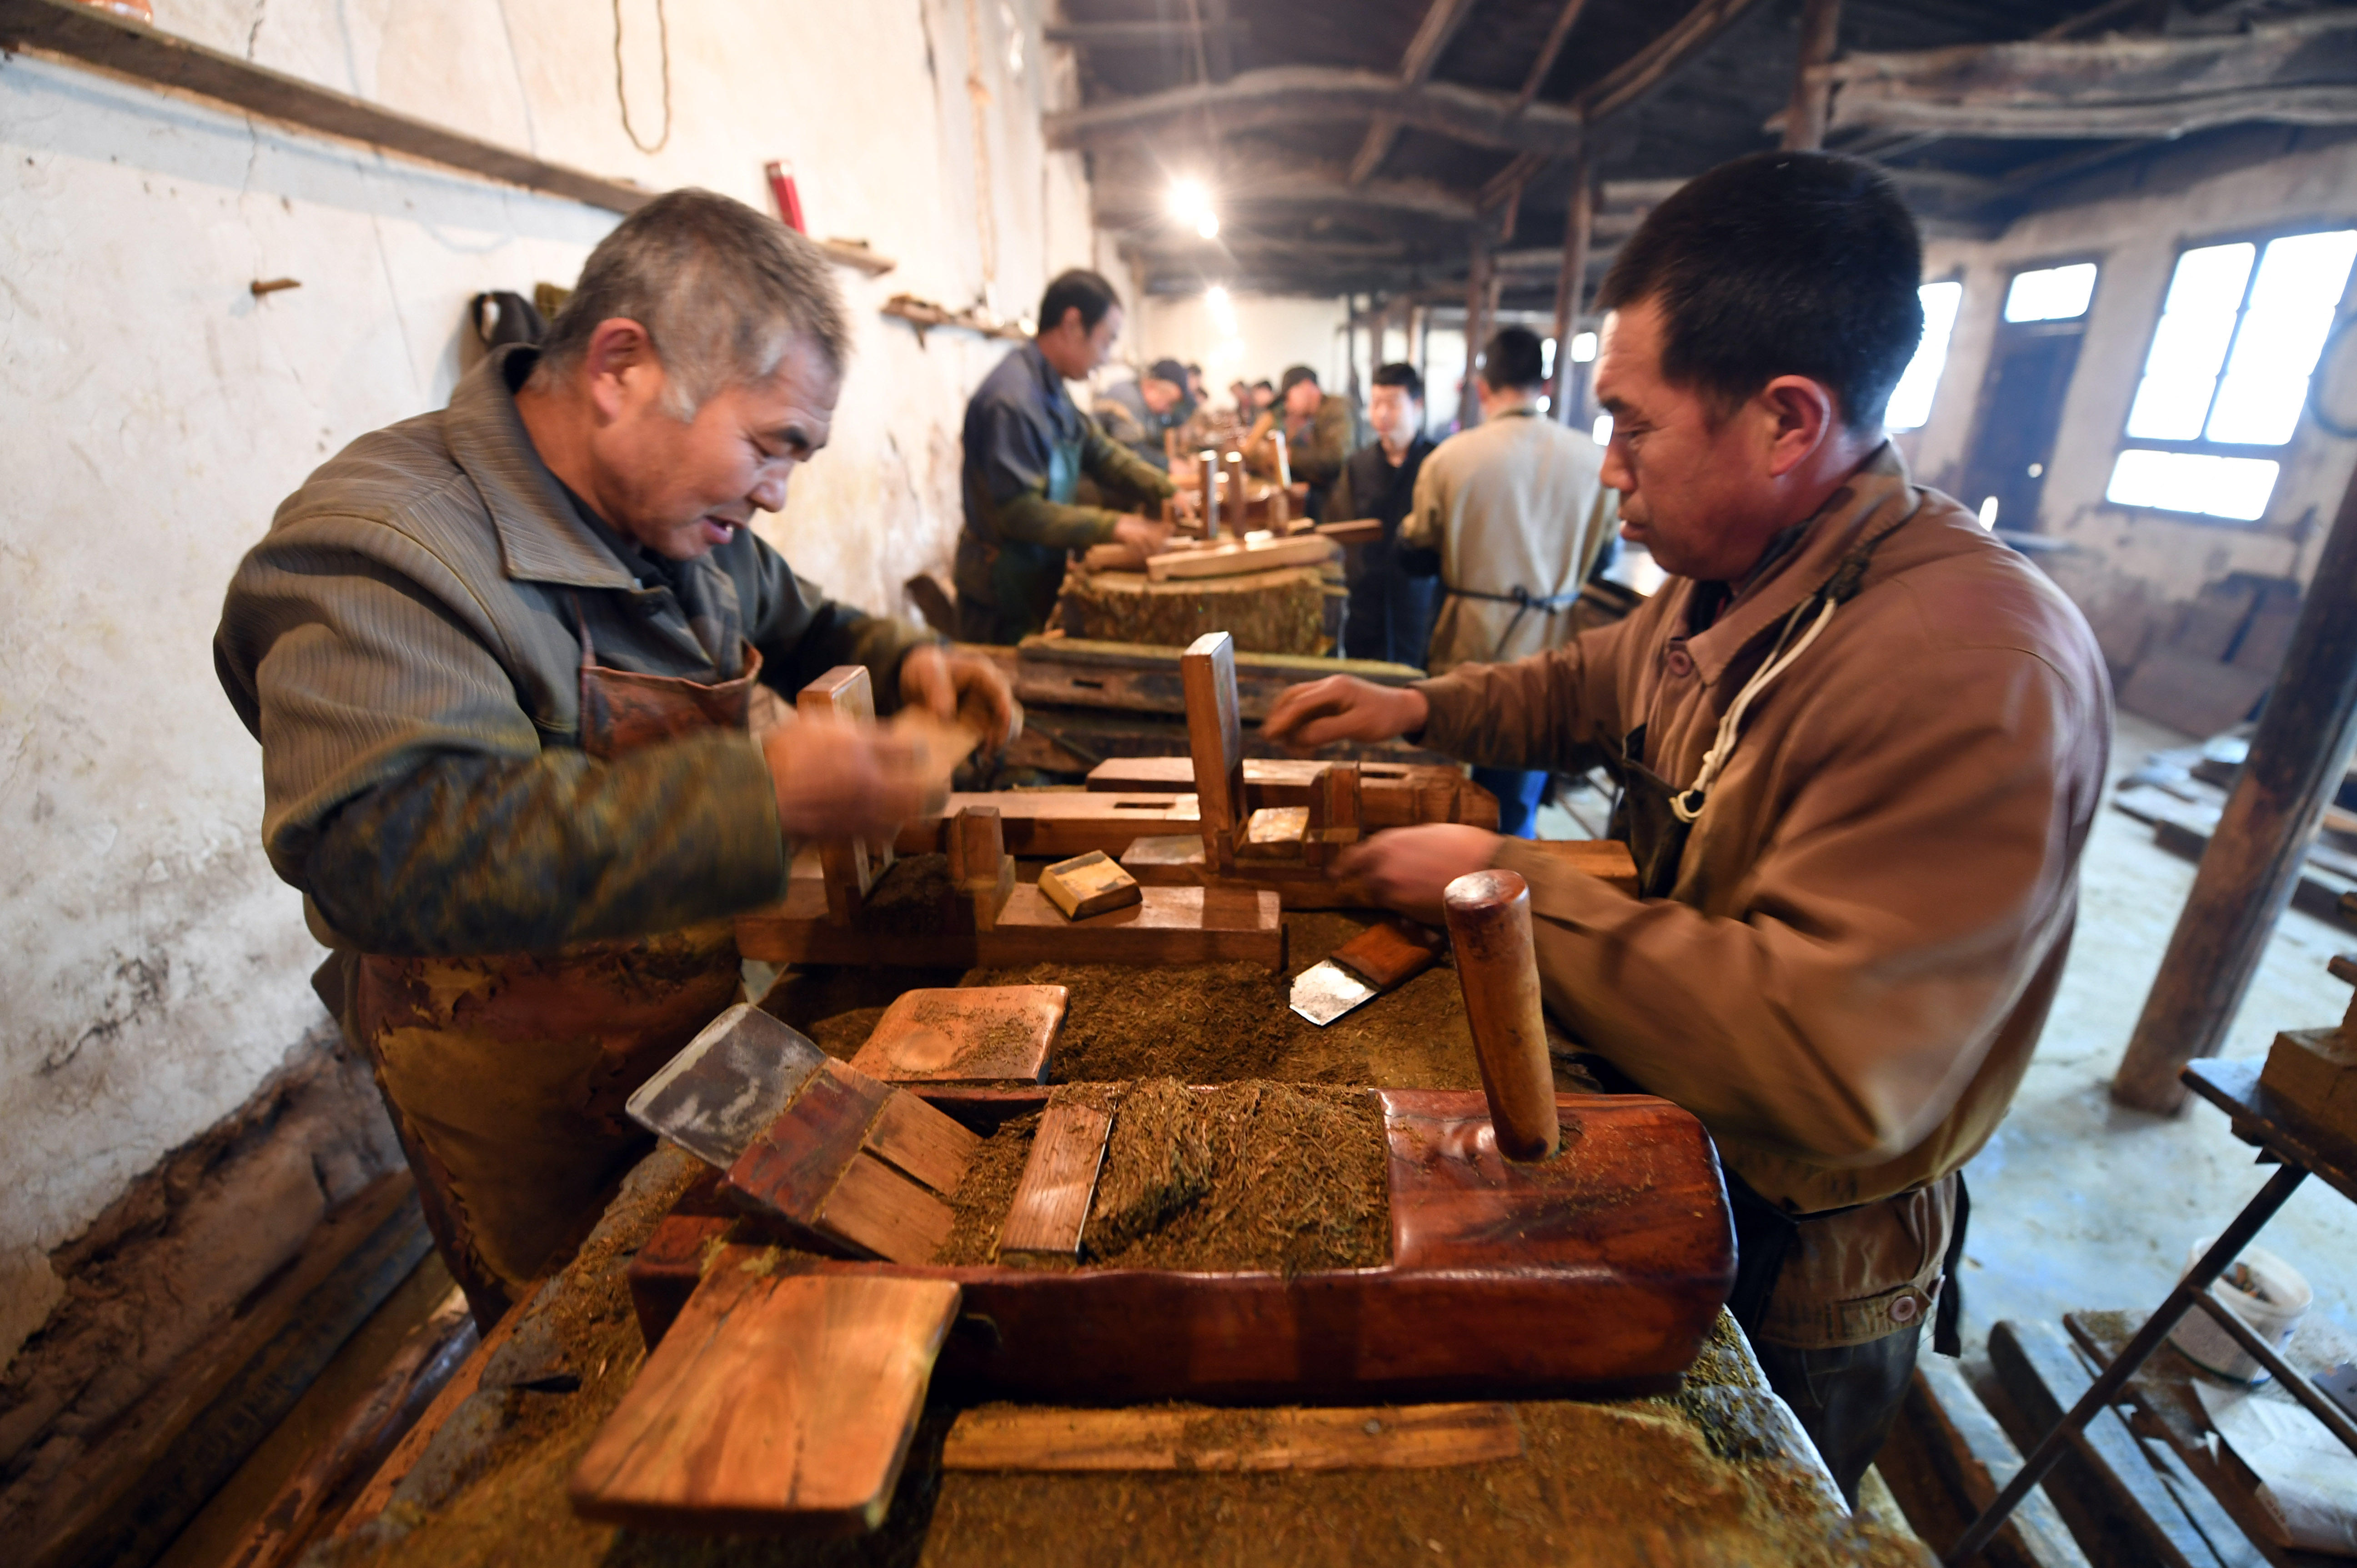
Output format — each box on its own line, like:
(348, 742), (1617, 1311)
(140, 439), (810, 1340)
(954, 271), (1175, 643)
(1094, 357), (1194, 470)
(1325, 361), (1439, 666)
(1245, 365), (1360, 522)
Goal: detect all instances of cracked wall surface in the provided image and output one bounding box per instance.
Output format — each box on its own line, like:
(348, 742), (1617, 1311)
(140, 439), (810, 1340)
(0, 0), (1106, 1370)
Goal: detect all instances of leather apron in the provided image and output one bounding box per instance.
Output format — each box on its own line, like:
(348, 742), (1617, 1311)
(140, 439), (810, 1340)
(352, 620), (763, 1327)
(1596, 520), (1967, 1354)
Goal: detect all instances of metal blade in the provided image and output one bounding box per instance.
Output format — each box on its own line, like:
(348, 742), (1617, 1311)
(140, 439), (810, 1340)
(1289, 960), (1379, 1027)
(627, 1003), (827, 1170)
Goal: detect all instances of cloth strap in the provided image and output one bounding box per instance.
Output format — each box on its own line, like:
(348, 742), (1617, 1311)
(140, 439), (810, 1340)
(1442, 581), (1585, 661)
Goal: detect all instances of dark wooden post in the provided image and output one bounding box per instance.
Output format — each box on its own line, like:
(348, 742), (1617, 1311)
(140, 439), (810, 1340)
(2111, 459), (2357, 1112)
(1781, 0), (1841, 151)
(1550, 153), (1593, 428)
(1462, 236), (1494, 429)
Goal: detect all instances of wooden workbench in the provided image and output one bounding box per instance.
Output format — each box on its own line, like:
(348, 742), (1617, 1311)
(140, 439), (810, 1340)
(310, 913), (1931, 1568)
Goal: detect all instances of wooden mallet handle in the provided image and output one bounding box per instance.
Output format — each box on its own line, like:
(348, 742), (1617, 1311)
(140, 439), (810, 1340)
(1442, 869), (1560, 1162)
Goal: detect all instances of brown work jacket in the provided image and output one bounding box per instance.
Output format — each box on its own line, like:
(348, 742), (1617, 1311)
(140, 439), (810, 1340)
(1415, 445), (2110, 1346)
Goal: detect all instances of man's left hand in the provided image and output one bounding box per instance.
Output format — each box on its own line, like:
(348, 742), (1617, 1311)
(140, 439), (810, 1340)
(901, 645), (1022, 748)
(1331, 824), (1502, 925)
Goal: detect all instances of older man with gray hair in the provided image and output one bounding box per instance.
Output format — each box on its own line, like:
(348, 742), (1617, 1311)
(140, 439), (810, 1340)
(215, 189), (1015, 1326)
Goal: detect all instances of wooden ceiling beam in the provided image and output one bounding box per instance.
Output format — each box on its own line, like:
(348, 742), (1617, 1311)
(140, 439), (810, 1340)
(1200, 0), (1238, 83)
(1044, 21), (1250, 50)
(1824, 11), (2357, 140)
(1046, 66), (1586, 155)
(1580, 0), (1772, 122)
(1349, 0), (1486, 185)
(1095, 162), (1482, 223)
(1514, 0), (1596, 113)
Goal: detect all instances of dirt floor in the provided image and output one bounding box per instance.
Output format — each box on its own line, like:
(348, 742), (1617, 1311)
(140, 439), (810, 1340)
(310, 1148), (1927, 1568)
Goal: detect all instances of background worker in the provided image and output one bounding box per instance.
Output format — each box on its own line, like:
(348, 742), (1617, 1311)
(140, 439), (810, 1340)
(1093, 356), (1194, 471)
(1325, 361), (1439, 667)
(955, 270), (1175, 642)
(1401, 325), (1609, 834)
(1245, 365), (1359, 521)
(215, 190), (1019, 1328)
(1259, 152), (2109, 1500)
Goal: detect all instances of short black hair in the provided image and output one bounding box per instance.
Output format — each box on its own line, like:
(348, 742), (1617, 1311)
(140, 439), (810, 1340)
(1038, 269), (1122, 333)
(1372, 361), (1424, 402)
(1253, 379), (1274, 393)
(1479, 327), (1546, 392)
(1597, 151), (1923, 434)
(1279, 365), (1319, 396)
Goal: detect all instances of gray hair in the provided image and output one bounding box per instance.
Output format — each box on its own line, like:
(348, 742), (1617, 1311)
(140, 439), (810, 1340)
(528, 188), (851, 418)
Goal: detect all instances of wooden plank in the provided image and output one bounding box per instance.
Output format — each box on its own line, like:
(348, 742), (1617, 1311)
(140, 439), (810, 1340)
(1316, 517), (1384, 545)
(894, 791), (1201, 859)
(848, 986), (1064, 1084)
(1038, 850), (1143, 918)
(1986, 1318), (2260, 1568)
(860, 1092), (981, 1198)
(737, 883), (1286, 970)
(1908, 1358), (2093, 1568)
(940, 1402), (1523, 1472)
(1088, 756), (1489, 829)
(814, 1152), (956, 1264)
(1145, 535), (1336, 581)
(996, 1101), (1114, 1261)
(726, 1060), (893, 1225)
(1184, 632), (1246, 872)
(569, 1273), (961, 1534)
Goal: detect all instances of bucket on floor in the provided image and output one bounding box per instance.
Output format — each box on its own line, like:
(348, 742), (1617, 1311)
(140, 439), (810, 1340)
(2168, 1239), (2311, 1383)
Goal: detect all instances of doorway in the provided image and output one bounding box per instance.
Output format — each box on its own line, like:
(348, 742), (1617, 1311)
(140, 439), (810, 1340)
(1957, 261), (2098, 532)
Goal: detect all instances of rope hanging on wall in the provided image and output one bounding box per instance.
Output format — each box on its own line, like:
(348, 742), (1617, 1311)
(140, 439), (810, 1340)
(612, 0), (673, 155)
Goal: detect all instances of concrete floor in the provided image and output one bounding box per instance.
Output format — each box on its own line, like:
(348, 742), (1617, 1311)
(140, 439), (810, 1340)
(1538, 708), (2357, 1348)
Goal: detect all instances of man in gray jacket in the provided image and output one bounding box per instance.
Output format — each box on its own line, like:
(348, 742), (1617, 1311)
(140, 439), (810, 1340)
(1402, 326), (1608, 833)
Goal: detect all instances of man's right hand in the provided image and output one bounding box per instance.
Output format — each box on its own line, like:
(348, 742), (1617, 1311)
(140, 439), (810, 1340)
(1260, 676), (1429, 748)
(762, 714), (930, 842)
(1110, 515), (1172, 557)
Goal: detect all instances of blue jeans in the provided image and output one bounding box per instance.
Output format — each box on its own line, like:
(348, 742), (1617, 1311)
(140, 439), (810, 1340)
(1472, 767), (1547, 838)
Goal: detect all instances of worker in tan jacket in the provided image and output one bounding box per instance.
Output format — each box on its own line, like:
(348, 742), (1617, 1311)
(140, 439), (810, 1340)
(1263, 152), (2110, 1499)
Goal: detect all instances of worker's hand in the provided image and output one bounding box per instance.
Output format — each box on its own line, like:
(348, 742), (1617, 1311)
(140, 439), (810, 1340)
(762, 713), (931, 842)
(1332, 825), (1502, 926)
(899, 644), (1023, 749)
(1110, 514), (1172, 558)
(1261, 676), (1429, 748)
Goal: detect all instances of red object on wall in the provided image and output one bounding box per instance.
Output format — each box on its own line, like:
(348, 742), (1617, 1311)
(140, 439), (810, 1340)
(764, 161), (805, 233)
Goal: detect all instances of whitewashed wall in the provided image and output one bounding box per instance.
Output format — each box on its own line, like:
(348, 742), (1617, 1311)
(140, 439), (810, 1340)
(1131, 291), (1351, 404)
(1898, 135), (2357, 671)
(0, 0), (1104, 1367)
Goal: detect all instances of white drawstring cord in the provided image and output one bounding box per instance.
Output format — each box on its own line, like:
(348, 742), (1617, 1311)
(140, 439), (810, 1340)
(1668, 594), (1841, 825)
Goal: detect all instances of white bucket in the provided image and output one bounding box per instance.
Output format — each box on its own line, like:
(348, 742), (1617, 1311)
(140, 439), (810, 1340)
(2167, 1239), (2312, 1383)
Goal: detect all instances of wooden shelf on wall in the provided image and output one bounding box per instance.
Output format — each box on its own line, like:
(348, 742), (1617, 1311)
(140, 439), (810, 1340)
(882, 294), (1027, 345)
(0, 0), (895, 276)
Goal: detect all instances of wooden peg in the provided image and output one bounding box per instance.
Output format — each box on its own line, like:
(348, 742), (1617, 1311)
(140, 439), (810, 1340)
(949, 806), (1015, 932)
(1197, 448), (1219, 538)
(1223, 451), (1247, 537)
(1182, 631), (1244, 873)
(800, 666), (890, 924)
(1442, 870), (1560, 1162)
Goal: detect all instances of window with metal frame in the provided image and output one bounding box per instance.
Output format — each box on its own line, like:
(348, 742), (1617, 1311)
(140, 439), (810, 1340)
(1886, 278), (1964, 432)
(2106, 228), (2357, 523)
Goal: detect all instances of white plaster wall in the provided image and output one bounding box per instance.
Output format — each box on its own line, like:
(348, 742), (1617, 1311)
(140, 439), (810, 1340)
(1899, 139), (2357, 668)
(1132, 291), (1351, 404)
(0, 0), (1099, 1366)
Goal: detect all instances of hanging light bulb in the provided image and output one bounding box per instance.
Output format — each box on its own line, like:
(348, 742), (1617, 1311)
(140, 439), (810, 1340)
(1168, 179), (1221, 241)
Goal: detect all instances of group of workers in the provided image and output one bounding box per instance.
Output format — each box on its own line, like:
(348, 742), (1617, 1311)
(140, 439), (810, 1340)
(214, 150), (2106, 1507)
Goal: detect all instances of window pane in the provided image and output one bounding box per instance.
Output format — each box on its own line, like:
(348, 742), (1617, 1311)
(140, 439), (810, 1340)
(2004, 262), (2098, 322)
(2205, 229), (2357, 445)
(2106, 449), (2279, 521)
(2124, 243), (2255, 439)
(1886, 281), (1963, 431)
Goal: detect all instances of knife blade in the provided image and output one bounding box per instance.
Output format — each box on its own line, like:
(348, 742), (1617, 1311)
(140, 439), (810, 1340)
(1288, 920), (1443, 1027)
(627, 1003), (829, 1170)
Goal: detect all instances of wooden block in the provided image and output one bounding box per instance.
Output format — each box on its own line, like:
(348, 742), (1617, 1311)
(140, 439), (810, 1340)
(1329, 921), (1441, 990)
(800, 666), (887, 923)
(940, 1402), (1523, 1473)
(893, 792), (1201, 861)
(861, 1092), (982, 1197)
(849, 986), (1065, 1084)
(1907, 1359), (2093, 1568)
(1183, 631), (1244, 871)
(814, 1150), (956, 1264)
(996, 1100), (1114, 1261)
(727, 1059), (895, 1223)
(1235, 806), (1310, 861)
(1086, 756), (1490, 832)
(984, 884), (1285, 969)
(569, 1272), (961, 1535)
(1307, 763), (1362, 870)
(1523, 839), (1641, 897)
(2259, 1025), (2357, 1142)
(1145, 534), (1336, 581)
(947, 807), (1016, 931)
(1038, 850), (1143, 918)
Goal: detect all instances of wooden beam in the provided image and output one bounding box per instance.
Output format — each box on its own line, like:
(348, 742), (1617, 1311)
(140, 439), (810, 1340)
(1550, 155), (1593, 426)
(1349, 0), (1486, 185)
(1781, 0), (1842, 150)
(1045, 67), (1585, 155)
(1580, 0), (1772, 122)
(1043, 20), (1249, 49)
(1514, 0), (1595, 112)
(2111, 432), (2357, 1113)
(1825, 12), (2357, 140)
(1094, 160), (1481, 222)
(1200, 0), (1237, 83)
(1462, 235), (1494, 428)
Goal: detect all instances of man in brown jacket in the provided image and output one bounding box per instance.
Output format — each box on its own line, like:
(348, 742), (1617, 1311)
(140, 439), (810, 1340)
(1263, 152), (2109, 1497)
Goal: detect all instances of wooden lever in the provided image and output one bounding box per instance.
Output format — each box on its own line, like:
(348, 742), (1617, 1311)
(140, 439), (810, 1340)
(1441, 870), (1559, 1162)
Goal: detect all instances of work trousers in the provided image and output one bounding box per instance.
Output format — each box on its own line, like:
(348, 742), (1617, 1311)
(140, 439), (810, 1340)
(1472, 766), (1547, 837)
(1752, 1325), (1923, 1506)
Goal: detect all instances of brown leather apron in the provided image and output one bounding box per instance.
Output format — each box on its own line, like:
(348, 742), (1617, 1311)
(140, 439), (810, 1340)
(354, 620), (764, 1327)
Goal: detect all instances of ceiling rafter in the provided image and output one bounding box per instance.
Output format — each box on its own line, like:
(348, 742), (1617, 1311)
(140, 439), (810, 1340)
(1349, 0), (1488, 184)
